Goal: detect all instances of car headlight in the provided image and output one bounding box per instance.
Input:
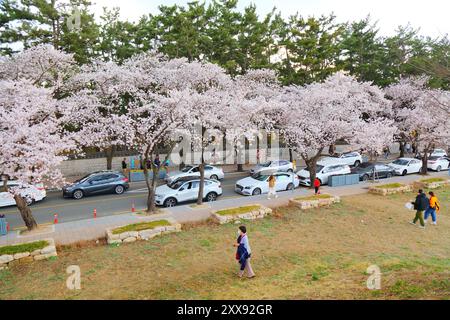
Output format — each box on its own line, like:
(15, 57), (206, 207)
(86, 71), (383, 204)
(155, 194), (163, 199)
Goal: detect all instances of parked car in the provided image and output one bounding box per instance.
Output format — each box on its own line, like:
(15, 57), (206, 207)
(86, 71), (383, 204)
(427, 156), (450, 172)
(235, 172), (299, 196)
(321, 152), (363, 167)
(155, 177), (222, 207)
(62, 171), (129, 199)
(297, 162), (351, 186)
(165, 165), (224, 185)
(388, 158), (423, 176)
(351, 162), (396, 181)
(0, 181), (46, 208)
(249, 160), (293, 175)
(430, 149), (448, 157)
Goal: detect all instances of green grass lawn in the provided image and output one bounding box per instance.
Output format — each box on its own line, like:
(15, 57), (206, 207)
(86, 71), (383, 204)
(216, 205), (261, 216)
(294, 194), (333, 201)
(112, 220), (171, 234)
(0, 187), (449, 300)
(0, 240), (49, 256)
(374, 183), (405, 189)
(420, 177), (446, 183)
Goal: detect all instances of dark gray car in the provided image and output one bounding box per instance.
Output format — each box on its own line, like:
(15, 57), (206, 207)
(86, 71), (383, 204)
(62, 171), (130, 199)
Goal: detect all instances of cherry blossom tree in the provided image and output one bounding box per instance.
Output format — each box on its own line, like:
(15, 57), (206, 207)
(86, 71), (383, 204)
(0, 45), (78, 230)
(278, 72), (391, 187)
(0, 80), (78, 230)
(385, 78), (450, 174)
(63, 60), (141, 169)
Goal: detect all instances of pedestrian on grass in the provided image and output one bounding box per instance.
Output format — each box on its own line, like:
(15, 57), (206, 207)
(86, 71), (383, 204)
(313, 177), (321, 195)
(410, 189), (429, 229)
(267, 174), (277, 199)
(424, 191), (440, 225)
(234, 225), (255, 278)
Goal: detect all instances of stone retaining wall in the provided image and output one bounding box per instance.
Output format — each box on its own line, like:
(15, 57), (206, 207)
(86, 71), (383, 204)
(212, 205), (272, 225)
(106, 221), (182, 245)
(289, 195), (341, 210)
(0, 238), (57, 270)
(413, 179), (449, 190)
(369, 184), (412, 196)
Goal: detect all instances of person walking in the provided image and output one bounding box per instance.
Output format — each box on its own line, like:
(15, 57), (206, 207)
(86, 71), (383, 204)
(410, 189), (429, 229)
(121, 158), (128, 176)
(234, 226), (255, 278)
(424, 191), (440, 225)
(313, 177), (321, 195)
(267, 174), (277, 199)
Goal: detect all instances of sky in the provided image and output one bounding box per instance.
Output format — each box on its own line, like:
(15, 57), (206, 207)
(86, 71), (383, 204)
(91, 0), (450, 37)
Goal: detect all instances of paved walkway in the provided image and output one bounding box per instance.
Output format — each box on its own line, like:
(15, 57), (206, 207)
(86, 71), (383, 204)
(1, 171), (448, 246)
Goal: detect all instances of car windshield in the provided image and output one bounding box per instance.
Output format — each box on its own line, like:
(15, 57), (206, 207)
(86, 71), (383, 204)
(428, 156), (440, 160)
(358, 163), (373, 169)
(169, 181), (185, 189)
(259, 162), (271, 167)
(74, 174), (93, 184)
(251, 173), (269, 181)
(314, 165), (324, 172)
(392, 159), (409, 166)
(181, 166), (193, 173)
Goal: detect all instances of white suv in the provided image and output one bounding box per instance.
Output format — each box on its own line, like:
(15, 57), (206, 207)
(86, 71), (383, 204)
(388, 158), (423, 176)
(322, 152), (363, 167)
(297, 163), (351, 186)
(0, 181), (46, 207)
(249, 160), (294, 175)
(165, 165), (224, 185)
(155, 178), (223, 207)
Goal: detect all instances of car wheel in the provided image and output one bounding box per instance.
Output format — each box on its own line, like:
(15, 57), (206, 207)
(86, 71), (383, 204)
(73, 189), (84, 200)
(402, 170), (407, 176)
(114, 185), (125, 194)
(252, 188), (262, 196)
(210, 175), (219, 180)
(436, 166), (441, 172)
(286, 183), (294, 191)
(362, 174), (370, 182)
(164, 197), (177, 207)
(287, 169), (293, 173)
(386, 173), (393, 178)
(206, 192), (217, 202)
(354, 160), (361, 167)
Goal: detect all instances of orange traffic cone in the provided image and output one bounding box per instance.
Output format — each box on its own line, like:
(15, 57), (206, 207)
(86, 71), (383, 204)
(131, 201), (136, 213)
(93, 208), (97, 219)
(54, 213), (58, 224)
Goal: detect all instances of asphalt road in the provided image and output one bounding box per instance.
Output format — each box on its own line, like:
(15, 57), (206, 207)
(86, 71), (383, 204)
(0, 172), (253, 228)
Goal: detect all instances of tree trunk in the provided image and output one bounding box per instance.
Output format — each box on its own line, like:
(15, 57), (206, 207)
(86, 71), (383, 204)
(289, 148), (293, 162)
(197, 162), (205, 205)
(328, 144), (336, 156)
(1, 176), (7, 193)
(305, 158), (318, 189)
(105, 146), (115, 170)
(237, 164), (243, 172)
(14, 194), (38, 231)
(399, 141), (405, 158)
(420, 151), (429, 175)
(144, 154), (158, 214)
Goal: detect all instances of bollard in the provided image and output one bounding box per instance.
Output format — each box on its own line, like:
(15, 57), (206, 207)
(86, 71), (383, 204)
(93, 208), (97, 219)
(54, 213), (58, 224)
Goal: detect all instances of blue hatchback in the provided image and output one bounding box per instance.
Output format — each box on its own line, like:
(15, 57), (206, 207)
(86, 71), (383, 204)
(62, 171), (130, 200)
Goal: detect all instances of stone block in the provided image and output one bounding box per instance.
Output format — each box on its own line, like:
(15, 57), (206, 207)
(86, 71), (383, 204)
(40, 246), (56, 255)
(0, 255), (14, 264)
(13, 252), (30, 260)
(123, 237), (137, 243)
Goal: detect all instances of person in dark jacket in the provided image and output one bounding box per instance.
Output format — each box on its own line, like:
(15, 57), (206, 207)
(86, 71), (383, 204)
(410, 189), (429, 228)
(233, 225), (255, 278)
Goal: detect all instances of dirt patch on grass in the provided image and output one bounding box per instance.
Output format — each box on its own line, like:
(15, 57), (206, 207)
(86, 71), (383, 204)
(1, 187), (449, 300)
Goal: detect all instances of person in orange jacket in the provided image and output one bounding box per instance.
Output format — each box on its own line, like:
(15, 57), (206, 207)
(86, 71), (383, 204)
(313, 177), (321, 195)
(424, 191), (440, 225)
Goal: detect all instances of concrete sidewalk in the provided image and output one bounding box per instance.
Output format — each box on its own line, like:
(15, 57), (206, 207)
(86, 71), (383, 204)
(1, 171), (448, 246)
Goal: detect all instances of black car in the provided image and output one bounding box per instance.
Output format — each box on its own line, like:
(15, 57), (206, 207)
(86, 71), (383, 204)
(63, 171), (130, 199)
(351, 162), (396, 182)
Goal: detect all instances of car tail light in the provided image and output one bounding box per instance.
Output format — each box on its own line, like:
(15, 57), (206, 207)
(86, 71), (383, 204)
(36, 183), (45, 191)
(122, 177), (129, 183)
